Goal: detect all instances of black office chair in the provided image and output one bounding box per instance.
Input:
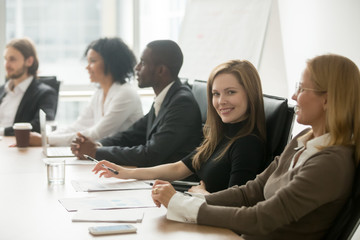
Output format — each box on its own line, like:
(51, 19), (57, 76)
(191, 79), (208, 125)
(37, 76), (61, 114)
(263, 94), (295, 166)
(324, 164), (360, 240)
(180, 77), (189, 85)
(191, 80), (295, 164)
(178, 81), (294, 191)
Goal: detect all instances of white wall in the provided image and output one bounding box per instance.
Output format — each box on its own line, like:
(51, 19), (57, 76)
(260, 0), (360, 100)
(278, 0), (360, 101)
(260, 0), (360, 135)
(258, 0), (287, 98)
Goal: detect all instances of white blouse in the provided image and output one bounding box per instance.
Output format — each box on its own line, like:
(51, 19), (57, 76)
(288, 132), (330, 170)
(167, 192), (205, 223)
(48, 82), (143, 146)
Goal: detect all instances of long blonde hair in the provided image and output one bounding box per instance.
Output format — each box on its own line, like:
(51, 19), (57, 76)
(307, 54), (360, 164)
(192, 60), (266, 170)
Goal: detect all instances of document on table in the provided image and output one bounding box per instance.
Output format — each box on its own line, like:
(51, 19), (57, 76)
(43, 158), (93, 165)
(71, 179), (152, 192)
(59, 195), (156, 212)
(72, 209), (144, 223)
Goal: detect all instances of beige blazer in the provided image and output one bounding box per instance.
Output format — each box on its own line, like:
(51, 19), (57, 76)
(198, 129), (355, 240)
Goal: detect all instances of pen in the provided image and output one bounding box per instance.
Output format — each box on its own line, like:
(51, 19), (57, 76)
(84, 154), (119, 175)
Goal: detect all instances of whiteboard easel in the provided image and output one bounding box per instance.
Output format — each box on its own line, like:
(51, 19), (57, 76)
(179, 0), (272, 81)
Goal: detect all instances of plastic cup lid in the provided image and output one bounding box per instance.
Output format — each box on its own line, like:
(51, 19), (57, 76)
(13, 122), (33, 130)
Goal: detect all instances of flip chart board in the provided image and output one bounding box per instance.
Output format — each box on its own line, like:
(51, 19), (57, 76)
(179, 0), (271, 80)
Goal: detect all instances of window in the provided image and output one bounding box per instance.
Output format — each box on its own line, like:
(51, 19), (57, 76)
(2, 0), (187, 126)
(3, 0), (187, 89)
(5, 0), (103, 87)
(138, 0), (187, 52)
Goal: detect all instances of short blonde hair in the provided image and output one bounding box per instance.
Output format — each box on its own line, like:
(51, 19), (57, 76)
(307, 54), (360, 164)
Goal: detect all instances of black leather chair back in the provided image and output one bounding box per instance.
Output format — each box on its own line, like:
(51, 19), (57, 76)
(37, 76), (61, 114)
(324, 164), (360, 240)
(192, 79), (208, 125)
(190, 80), (295, 166)
(263, 94), (295, 166)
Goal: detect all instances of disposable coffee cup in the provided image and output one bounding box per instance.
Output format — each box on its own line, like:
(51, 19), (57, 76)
(13, 122), (32, 148)
(46, 159), (65, 184)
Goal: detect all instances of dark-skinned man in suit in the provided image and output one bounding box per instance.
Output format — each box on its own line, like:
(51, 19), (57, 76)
(71, 40), (202, 168)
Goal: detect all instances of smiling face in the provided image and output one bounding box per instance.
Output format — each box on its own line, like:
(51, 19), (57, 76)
(292, 68), (327, 133)
(212, 73), (248, 124)
(4, 46), (31, 80)
(86, 49), (106, 83)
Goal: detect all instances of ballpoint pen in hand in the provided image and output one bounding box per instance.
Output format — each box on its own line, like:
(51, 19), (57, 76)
(84, 154), (119, 175)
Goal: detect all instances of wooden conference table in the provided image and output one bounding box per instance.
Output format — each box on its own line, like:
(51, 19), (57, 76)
(0, 136), (243, 240)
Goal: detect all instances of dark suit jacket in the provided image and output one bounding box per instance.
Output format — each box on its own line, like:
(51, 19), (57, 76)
(96, 79), (203, 167)
(0, 78), (57, 136)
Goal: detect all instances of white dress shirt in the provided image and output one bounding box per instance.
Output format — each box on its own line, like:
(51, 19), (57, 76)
(0, 76), (33, 136)
(153, 82), (174, 116)
(48, 82), (143, 146)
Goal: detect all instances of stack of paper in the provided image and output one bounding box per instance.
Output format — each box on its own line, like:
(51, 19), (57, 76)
(59, 195), (156, 212)
(43, 158), (93, 165)
(72, 209), (144, 223)
(71, 179), (152, 192)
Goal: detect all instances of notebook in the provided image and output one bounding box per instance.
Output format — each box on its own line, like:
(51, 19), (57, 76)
(40, 109), (74, 157)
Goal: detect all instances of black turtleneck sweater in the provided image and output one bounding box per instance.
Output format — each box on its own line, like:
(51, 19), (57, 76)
(182, 122), (266, 193)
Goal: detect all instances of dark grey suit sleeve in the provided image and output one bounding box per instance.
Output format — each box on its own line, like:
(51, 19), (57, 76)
(4, 82), (57, 136)
(96, 92), (202, 167)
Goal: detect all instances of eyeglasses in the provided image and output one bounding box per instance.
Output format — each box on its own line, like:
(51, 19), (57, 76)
(294, 82), (326, 95)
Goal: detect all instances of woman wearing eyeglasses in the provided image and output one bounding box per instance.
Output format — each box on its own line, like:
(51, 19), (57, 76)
(151, 54), (360, 240)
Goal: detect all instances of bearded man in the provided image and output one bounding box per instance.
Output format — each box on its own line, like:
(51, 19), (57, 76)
(0, 38), (57, 136)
